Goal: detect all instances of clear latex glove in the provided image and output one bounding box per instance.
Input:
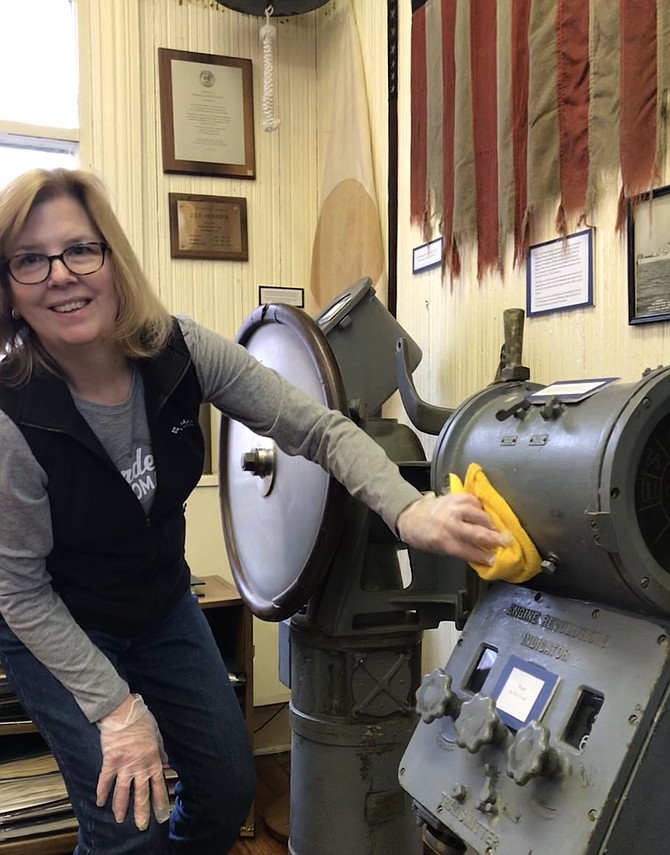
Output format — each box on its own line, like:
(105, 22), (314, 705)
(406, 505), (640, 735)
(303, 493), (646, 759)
(96, 694), (171, 831)
(396, 491), (512, 566)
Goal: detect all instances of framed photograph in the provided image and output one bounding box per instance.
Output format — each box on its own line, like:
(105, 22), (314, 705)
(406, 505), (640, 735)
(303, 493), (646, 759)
(627, 184), (670, 324)
(526, 229), (593, 317)
(158, 47), (255, 179)
(168, 193), (248, 261)
(258, 286), (305, 307)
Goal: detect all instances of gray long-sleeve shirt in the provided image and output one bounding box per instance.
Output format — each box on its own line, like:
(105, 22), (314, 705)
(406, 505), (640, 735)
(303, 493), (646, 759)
(0, 317), (422, 722)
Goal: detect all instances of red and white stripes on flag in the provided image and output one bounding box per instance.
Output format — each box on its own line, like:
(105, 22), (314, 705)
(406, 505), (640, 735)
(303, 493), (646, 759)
(410, 0), (670, 277)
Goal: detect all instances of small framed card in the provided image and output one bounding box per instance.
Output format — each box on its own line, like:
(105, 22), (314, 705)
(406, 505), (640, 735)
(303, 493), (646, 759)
(491, 655), (559, 730)
(526, 377), (618, 404)
(258, 286), (304, 307)
(412, 236), (444, 274)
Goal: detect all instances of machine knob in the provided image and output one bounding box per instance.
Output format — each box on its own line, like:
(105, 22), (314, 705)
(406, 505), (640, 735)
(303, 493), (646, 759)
(456, 694), (509, 753)
(240, 445), (276, 497)
(507, 721), (568, 785)
(415, 669), (461, 723)
(240, 446), (275, 477)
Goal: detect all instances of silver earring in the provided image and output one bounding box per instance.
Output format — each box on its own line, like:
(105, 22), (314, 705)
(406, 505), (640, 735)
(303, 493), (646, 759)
(11, 308), (20, 320)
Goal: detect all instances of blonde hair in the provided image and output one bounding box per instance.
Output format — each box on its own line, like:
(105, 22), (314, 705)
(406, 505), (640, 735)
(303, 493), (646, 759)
(0, 168), (173, 385)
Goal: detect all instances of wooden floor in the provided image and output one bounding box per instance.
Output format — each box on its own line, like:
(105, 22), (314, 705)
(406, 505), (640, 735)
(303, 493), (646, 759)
(231, 753), (290, 855)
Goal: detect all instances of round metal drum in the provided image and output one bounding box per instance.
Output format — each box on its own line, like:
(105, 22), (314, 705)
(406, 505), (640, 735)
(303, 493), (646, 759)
(432, 368), (670, 617)
(219, 304), (348, 620)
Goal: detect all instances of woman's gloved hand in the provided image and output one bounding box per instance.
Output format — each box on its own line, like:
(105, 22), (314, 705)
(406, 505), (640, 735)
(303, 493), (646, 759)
(397, 491), (511, 565)
(96, 693), (171, 831)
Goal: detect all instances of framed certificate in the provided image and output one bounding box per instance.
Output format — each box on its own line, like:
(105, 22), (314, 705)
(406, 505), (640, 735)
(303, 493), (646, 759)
(168, 193), (248, 261)
(158, 48), (255, 179)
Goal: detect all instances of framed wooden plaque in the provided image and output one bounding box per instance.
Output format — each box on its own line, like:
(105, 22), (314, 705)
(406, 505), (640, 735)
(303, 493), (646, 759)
(168, 193), (248, 261)
(158, 47), (255, 179)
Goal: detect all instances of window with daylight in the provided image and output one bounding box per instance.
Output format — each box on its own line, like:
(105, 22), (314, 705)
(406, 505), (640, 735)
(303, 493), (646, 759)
(0, 0), (79, 190)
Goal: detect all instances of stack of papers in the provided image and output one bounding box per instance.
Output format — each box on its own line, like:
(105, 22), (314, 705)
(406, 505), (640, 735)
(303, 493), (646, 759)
(0, 735), (76, 842)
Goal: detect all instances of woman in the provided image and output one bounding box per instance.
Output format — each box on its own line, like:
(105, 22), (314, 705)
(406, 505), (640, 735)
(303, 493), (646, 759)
(0, 168), (506, 854)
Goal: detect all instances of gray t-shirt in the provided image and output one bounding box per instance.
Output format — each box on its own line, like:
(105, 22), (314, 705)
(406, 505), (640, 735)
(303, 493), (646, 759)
(0, 316), (422, 722)
(73, 367), (156, 513)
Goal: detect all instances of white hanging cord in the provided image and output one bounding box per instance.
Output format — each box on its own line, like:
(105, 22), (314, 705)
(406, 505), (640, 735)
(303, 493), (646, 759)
(260, 5), (280, 132)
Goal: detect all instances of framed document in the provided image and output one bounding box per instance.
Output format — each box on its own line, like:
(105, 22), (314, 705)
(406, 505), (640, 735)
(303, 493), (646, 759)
(168, 193), (248, 261)
(627, 184), (670, 324)
(526, 229), (593, 317)
(158, 48), (255, 179)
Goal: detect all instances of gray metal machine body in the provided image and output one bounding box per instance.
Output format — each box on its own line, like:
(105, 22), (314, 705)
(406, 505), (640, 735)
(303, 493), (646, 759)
(220, 280), (460, 855)
(401, 584), (670, 854)
(222, 289), (670, 854)
(399, 364), (670, 854)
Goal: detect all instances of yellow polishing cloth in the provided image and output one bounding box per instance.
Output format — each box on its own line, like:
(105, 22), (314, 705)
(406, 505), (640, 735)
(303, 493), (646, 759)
(449, 462), (541, 584)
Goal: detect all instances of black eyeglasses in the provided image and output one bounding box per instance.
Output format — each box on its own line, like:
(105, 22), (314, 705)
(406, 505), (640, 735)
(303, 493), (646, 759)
(7, 242), (109, 285)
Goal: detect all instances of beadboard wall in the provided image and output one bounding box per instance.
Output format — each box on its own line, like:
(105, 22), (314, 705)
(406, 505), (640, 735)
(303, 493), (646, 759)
(78, 0), (320, 334)
(77, 0), (324, 705)
(76, 0), (670, 699)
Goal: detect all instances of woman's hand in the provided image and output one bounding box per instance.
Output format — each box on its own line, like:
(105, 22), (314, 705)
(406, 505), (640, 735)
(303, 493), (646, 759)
(96, 694), (171, 831)
(397, 492), (511, 565)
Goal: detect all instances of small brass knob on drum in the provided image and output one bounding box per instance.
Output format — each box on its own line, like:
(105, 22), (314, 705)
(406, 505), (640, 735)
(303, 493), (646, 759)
(240, 446), (276, 497)
(240, 447), (274, 477)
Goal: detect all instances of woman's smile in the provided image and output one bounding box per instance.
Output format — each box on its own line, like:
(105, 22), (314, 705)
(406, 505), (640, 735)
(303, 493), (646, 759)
(9, 195), (118, 362)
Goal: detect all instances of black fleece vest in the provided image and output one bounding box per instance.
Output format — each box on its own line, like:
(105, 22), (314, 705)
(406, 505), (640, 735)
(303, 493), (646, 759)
(0, 321), (205, 635)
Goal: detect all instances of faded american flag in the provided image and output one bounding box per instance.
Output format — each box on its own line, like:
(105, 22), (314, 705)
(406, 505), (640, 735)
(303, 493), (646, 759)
(410, 0), (670, 277)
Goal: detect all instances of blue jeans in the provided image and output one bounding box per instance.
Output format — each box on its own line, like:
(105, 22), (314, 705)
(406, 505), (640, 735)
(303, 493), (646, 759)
(0, 591), (256, 854)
